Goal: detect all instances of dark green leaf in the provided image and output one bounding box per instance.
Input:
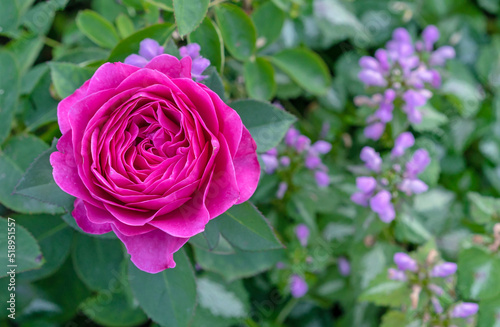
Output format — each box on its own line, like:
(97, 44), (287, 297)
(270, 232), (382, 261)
(116, 13), (135, 39)
(201, 67), (226, 102)
(0, 51), (19, 145)
(251, 2), (285, 50)
(76, 10), (120, 49)
(244, 57), (276, 101)
(230, 99), (296, 152)
(214, 4), (257, 61)
(271, 48), (331, 95)
(0, 217), (43, 277)
(129, 249), (197, 327)
(189, 17), (224, 72)
(189, 218), (221, 251)
(173, 0), (209, 36)
(5, 33), (44, 75)
(217, 202), (282, 251)
(468, 192), (500, 224)
(73, 233), (125, 291)
(108, 23), (175, 62)
(359, 272), (411, 307)
(49, 62), (95, 99)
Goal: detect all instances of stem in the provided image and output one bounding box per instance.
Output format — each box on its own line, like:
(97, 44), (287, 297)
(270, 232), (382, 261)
(44, 37), (62, 48)
(275, 297), (299, 324)
(208, 0), (229, 7)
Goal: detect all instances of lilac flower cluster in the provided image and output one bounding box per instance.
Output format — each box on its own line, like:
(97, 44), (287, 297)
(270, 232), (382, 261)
(262, 127), (332, 198)
(388, 253), (478, 320)
(124, 39), (210, 82)
(351, 132), (430, 222)
(356, 26), (455, 140)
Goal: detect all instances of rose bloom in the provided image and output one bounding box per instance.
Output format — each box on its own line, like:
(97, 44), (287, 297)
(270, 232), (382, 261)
(51, 54), (260, 273)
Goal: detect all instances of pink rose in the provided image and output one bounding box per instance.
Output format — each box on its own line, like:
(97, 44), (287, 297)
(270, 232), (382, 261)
(50, 54), (260, 273)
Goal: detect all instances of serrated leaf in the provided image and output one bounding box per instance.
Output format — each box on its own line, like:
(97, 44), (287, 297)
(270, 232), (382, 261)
(214, 4), (257, 61)
(359, 272), (410, 307)
(49, 62), (95, 99)
(217, 202), (282, 251)
(244, 57), (276, 101)
(0, 217), (43, 277)
(468, 192), (500, 224)
(189, 17), (224, 73)
(230, 99), (296, 152)
(271, 48), (331, 95)
(129, 249), (197, 327)
(76, 10), (120, 49)
(173, 0), (209, 36)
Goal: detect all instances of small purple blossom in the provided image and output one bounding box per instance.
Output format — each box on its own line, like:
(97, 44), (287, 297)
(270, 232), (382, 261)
(315, 170), (330, 188)
(295, 224), (310, 247)
(312, 140), (332, 154)
(125, 38), (164, 67)
(364, 122), (385, 140)
(262, 153), (279, 174)
(285, 127), (300, 147)
(388, 268), (407, 281)
(430, 262), (457, 278)
(429, 46), (456, 66)
(431, 297), (444, 314)
(451, 303), (479, 319)
(338, 257), (351, 276)
(356, 176), (377, 194)
(428, 284), (444, 296)
(360, 147), (382, 172)
(305, 154), (321, 170)
(369, 190), (395, 223)
(393, 252), (418, 272)
(179, 43), (210, 82)
(280, 156), (291, 167)
(391, 132), (415, 158)
(290, 275), (308, 298)
(295, 135), (311, 153)
(405, 149), (431, 179)
(399, 178), (428, 196)
(276, 182), (288, 199)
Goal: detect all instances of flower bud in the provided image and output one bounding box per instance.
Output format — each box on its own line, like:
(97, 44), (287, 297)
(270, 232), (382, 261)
(430, 262), (457, 278)
(393, 252), (418, 272)
(451, 302), (479, 318)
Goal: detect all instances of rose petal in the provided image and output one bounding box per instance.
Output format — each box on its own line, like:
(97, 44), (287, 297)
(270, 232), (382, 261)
(73, 198), (112, 234)
(145, 54), (191, 79)
(233, 127), (260, 204)
(87, 62), (139, 94)
(57, 80), (89, 134)
(114, 228), (188, 273)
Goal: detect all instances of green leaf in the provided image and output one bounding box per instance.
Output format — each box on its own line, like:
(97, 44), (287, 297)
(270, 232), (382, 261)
(244, 57), (276, 101)
(49, 62), (95, 99)
(442, 79), (484, 118)
(76, 10), (120, 49)
(478, 295), (500, 327)
(6, 33), (44, 75)
(173, 0), (209, 36)
(0, 0), (19, 34)
(189, 17), (224, 72)
(144, 0), (174, 11)
(116, 13), (135, 39)
(214, 4), (257, 61)
(359, 272), (411, 307)
(271, 48), (331, 95)
(194, 246), (284, 281)
(108, 23), (175, 62)
(82, 288), (148, 327)
(201, 67), (226, 102)
(129, 249), (197, 327)
(217, 202), (282, 251)
(251, 2), (285, 50)
(381, 311), (409, 327)
(411, 105), (449, 132)
(0, 51), (19, 145)
(15, 138), (75, 211)
(189, 218), (221, 251)
(16, 214), (73, 282)
(468, 192), (500, 224)
(191, 273), (250, 326)
(73, 233), (125, 291)
(395, 210), (432, 244)
(457, 246), (500, 300)
(230, 99), (296, 152)
(0, 217), (43, 277)
(0, 135), (61, 214)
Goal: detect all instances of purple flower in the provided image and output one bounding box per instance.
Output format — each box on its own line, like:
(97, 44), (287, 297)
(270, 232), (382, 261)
(311, 140), (332, 154)
(280, 156), (291, 167)
(405, 149), (431, 179)
(179, 43), (210, 82)
(391, 132), (415, 158)
(370, 190), (395, 223)
(276, 262), (286, 269)
(338, 257), (351, 276)
(451, 303), (479, 318)
(266, 148), (278, 156)
(360, 147), (382, 172)
(388, 268), (407, 281)
(428, 284), (444, 296)
(305, 154), (321, 170)
(430, 46), (455, 66)
(285, 127), (300, 147)
(422, 25), (439, 52)
(359, 56), (381, 71)
(356, 176), (377, 194)
(393, 252), (418, 272)
(399, 178), (428, 195)
(295, 135), (311, 153)
(431, 297), (443, 314)
(276, 182), (288, 199)
(351, 192), (370, 207)
(125, 38), (164, 67)
(295, 224), (310, 247)
(430, 262), (457, 278)
(315, 171), (330, 188)
(364, 122), (385, 141)
(375, 49), (390, 71)
(358, 69), (387, 87)
(290, 274), (308, 298)
(261, 154), (279, 174)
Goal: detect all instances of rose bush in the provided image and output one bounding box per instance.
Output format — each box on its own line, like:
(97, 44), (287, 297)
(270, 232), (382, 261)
(50, 54), (260, 273)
